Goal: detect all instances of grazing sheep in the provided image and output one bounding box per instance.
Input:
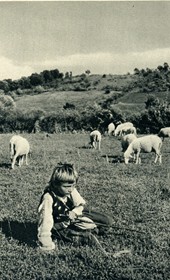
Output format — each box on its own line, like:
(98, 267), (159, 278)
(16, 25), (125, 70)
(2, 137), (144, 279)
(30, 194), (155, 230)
(124, 135), (162, 164)
(158, 127), (170, 141)
(108, 122), (115, 136)
(121, 133), (137, 152)
(114, 122), (134, 137)
(10, 135), (30, 169)
(121, 126), (137, 136)
(89, 130), (101, 150)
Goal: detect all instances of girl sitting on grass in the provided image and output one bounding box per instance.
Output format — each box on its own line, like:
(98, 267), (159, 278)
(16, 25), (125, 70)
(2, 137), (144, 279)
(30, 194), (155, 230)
(38, 162), (113, 251)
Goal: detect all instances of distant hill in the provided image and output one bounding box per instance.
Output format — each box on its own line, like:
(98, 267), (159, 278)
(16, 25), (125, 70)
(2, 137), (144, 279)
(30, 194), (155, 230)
(14, 74), (170, 115)
(1, 69), (170, 135)
(1, 62), (170, 117)
(1, 62), (170, 96)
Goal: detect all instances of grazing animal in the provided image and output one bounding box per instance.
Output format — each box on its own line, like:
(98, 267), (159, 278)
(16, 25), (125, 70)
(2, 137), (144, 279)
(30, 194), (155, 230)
(124, 135), (162, 164)
(108, 122), (115, 136)
(89, 130), (101, 150)
(158, 127), (170, 141)
(121, 133), (137, 152)
(114, 122), (134, 137)
(121, 126), (137, 136)
(10, 135), (30, 169)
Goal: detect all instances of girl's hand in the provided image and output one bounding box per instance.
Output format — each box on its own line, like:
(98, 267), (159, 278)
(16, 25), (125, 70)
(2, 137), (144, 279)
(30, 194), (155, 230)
(68, 211), (77, 221)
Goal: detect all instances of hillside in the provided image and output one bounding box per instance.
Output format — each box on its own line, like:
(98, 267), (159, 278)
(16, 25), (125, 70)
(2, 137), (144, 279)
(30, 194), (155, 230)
(15, 90), (109, 113)
(9, 65), (169, 114)
(13, 73), (134, 113)
(1, 69), (170, 135)
(14, 76), (170, 115)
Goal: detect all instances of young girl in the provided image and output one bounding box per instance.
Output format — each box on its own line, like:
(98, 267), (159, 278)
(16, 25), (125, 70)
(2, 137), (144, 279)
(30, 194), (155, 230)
(38, 162), (113, 251)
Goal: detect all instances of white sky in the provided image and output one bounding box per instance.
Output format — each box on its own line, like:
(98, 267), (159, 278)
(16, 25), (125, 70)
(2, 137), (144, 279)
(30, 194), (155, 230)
(0, 1), (170, 80)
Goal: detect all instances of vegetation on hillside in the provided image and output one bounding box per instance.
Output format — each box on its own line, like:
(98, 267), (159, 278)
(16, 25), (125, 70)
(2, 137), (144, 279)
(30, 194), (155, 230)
(0, 62), (170, 95)
(0, 62), (170, 134)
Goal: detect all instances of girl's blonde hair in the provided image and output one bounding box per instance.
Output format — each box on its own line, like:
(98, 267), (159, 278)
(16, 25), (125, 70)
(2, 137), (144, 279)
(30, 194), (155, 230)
(49, 162), (78, 187)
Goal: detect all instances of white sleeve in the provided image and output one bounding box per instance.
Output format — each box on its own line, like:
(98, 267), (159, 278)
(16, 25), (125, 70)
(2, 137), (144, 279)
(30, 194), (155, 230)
(71, 188), (86, 206)
(71, 188), (86, 216)
(37, 193), (55, 251)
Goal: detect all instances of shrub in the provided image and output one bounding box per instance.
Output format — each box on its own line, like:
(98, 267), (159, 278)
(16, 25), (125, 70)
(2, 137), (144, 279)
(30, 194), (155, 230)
(16, 88), (24, 95)
(34, 85), (45, 93)
(63, 103), (76, 110)
(104, 89), (110, 94)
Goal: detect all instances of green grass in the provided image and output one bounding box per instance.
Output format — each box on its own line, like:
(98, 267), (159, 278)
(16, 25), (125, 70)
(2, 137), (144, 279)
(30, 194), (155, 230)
(15, 90), (109, 113)
(118, 90), (170, 104)
(115, 90), (170, 114)
(0, 133), (170, 279)
(15, 86), (170, 117)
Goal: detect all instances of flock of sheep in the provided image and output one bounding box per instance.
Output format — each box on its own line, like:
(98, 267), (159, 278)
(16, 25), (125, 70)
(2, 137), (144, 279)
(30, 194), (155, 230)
(89, 123), (170, 165)
(8, 124), (170, 169)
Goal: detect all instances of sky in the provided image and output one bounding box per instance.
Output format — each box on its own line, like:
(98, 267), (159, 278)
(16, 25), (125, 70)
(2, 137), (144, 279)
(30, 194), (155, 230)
(0, 1), (170, 80)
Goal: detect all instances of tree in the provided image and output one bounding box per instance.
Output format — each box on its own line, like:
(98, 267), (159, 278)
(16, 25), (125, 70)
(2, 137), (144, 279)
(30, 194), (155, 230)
(163, 62), (169, 72)
(50, 69), (60, 79)
(19, 76), (31, 89)
(65, 72), (70, 79)
(140, 69), (146, 76)
(157, 65), (164, 72)
(30, 73), (43, 86)
(41, 70), (53, 83)
(85, 70), (91, 75)
(0, 80), (10, 92)
(145, 95), (160, 109)
(134, 68), (140, 75)
(146, 68), (152, 74)
(0, 95), (16, 119)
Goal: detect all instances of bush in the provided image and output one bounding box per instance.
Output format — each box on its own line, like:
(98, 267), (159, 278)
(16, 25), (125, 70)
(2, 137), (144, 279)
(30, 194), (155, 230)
(63, 103), (75, 110)
(104, 89), (110, 94)
(34, 85), (45, 93)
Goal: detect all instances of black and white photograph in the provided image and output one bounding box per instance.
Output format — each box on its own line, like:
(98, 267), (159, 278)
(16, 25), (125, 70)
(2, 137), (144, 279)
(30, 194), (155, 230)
(0, 1), (170, 279)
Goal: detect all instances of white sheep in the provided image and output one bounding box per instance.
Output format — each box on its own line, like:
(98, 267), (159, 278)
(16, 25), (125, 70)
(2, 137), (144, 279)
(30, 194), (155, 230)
(10, 135), (30, 169)
(121, 133), (137, 152)
(89, 130), (101, 150)
(158, 127), (170, 141)
(108, 122), (115, 136)
(121, 126), (137, 136)
(124, 135), (162, 164)
(114, 122), (134, 137)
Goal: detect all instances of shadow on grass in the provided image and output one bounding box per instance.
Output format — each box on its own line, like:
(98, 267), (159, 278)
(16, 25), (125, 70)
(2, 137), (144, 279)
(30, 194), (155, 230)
(0, 163), (11, 169)
(101, 154), (124, 163)
(80, 145), (91, 149)
(0, 219), (37, 247)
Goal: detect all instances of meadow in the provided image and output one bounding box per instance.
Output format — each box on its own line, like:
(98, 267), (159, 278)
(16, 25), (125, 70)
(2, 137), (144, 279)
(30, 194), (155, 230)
(0, 132), (170, 280)
(15, 90), (109, 113)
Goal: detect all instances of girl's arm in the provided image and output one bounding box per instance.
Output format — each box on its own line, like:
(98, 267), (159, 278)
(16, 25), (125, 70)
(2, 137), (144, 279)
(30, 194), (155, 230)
(71, 205), (84, 216)
(37, 193), (55, 251)
(69, 188), (86, 217)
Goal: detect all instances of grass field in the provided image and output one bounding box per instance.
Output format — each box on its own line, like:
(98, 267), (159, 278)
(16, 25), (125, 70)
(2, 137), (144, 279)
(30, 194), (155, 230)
(15, 88), (170, 118)
(15, 90), (109, 113)
(0, 132), (170, 280)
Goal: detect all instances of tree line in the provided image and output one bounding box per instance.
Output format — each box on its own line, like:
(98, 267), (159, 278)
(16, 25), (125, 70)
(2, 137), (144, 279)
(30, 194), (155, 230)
(0, 62), (170, 95)
(0, 92), (169, 135)
(0, 69), (64, 93)
(129, 62), (170, 93)
(0, 62), (170, 134)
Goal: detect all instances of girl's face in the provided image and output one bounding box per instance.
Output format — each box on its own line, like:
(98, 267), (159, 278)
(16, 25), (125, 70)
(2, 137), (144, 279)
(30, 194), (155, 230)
(57, 182), (76, 197)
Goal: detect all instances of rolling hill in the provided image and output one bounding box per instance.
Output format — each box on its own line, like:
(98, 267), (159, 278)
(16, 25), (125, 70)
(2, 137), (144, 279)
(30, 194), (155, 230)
(14, 73), (170, 115)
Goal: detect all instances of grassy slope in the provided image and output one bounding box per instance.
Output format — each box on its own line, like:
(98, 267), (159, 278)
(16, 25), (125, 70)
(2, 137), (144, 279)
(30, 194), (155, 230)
(14, 74), (138, 113)
(0, 133), (170, 280)
(15, 89), (146, 115)
(14, 72), (170, 115)
(15, 90), (109, 113)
